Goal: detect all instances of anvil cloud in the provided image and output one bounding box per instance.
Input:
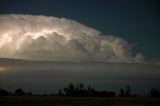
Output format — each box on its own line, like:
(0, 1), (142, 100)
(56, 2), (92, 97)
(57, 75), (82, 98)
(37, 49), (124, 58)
(0, 14), (144, 62)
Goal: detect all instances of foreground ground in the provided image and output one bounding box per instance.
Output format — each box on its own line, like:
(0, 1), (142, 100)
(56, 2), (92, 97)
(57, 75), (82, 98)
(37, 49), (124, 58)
(0, 96), (160, 106)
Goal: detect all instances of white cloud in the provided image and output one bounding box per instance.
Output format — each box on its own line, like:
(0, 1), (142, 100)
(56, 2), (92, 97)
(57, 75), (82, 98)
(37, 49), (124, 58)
(0, 14), (144, 63)
(135, 53), (145, 63)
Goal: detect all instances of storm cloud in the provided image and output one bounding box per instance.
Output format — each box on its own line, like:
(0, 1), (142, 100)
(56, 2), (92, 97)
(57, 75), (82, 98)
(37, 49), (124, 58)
(0, 14), (144, 62)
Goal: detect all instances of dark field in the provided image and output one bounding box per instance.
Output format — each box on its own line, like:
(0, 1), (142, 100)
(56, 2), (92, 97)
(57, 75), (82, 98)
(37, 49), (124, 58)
(0, 96), (160, 106)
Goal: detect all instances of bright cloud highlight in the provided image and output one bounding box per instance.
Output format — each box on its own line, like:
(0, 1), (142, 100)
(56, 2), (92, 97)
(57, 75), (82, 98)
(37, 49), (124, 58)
(0, 14), (144, 62)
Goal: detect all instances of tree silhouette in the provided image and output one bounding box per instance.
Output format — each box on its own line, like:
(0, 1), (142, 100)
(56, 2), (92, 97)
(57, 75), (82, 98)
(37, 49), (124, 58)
(63, 83), (75, 96)
(120, 88), (124, 97)
(26, 92), (32, 96)
(62, 83), (116, 97)
(79, 83), (84, 90)
(150, 88), (160, 97)
(68, 83), (75, 92)
(58, 89), (64, 96)
(15, 88), (25, 96)
(87, 86), (95, 96)
(125, 85), (131, 97)
(63, 88), (69, 96)
(0, 88), (9, 96)
(119, 85), (132, 97)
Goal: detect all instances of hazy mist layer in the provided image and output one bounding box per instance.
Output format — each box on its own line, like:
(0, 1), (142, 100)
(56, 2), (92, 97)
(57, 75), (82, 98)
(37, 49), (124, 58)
(0, 58), (159, 95)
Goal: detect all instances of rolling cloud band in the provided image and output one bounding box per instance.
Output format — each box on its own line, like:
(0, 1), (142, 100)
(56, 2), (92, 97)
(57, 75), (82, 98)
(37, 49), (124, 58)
(0, 14), (144, 63)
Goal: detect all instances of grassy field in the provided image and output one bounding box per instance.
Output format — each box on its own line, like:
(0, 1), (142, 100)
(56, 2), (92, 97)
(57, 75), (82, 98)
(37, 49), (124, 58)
(0, 96), (160, 106)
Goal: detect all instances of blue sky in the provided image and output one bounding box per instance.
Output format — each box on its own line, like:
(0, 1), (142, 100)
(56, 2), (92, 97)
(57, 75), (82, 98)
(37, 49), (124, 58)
(0, 0), (159, 60)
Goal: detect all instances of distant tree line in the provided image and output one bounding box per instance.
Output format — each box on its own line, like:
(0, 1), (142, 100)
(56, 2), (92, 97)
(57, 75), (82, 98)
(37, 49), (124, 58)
(59, 83), (115, 97)
(119, 85), (132, 97)
(0, 88), (32, 96)
(0, 83), (160, 97)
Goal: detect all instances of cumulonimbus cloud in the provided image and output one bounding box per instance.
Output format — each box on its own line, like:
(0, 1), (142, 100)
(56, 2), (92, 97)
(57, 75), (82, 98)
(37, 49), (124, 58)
(0, 14), (144, 63)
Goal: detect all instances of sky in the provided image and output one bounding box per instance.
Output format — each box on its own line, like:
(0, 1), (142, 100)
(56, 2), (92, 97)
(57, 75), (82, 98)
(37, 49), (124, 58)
(0, 0), (160, 95)
(0, 0), (159, 60)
